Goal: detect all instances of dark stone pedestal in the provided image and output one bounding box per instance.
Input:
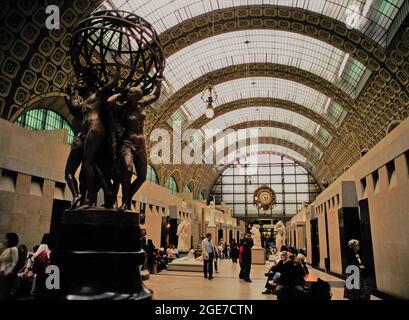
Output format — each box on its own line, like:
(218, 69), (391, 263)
(47, 208), (152, 300)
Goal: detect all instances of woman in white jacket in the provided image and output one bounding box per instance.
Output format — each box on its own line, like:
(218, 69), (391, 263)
(0, 233), (19, 299)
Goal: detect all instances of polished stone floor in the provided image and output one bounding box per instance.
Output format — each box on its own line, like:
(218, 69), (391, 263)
(144, 259), (356, 300)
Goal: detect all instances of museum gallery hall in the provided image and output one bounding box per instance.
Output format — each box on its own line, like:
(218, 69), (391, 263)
(0, 0), (409, 301)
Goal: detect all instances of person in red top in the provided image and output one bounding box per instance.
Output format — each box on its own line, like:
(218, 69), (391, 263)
(238, 235), (253, 282)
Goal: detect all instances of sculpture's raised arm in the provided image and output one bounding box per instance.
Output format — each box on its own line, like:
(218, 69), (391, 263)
(64, 84), (81, 115)
(101, 57), (121, 97)
(141, 76), (163, 106)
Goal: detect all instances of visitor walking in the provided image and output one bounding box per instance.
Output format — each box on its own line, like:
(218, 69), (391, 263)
(201, 233), (215, 280)
(239, 235), (253, 282)
(230, 240), (239, 263)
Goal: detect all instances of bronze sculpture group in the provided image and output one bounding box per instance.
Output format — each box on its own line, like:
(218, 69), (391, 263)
(64, 10), (165, 211)
(64, 62), (162, 210)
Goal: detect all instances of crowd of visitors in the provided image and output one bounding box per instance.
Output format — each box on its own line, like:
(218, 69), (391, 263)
(261, 245), (332, 300)
(0, 232), (52, 300)
(144, 240), (181, 274)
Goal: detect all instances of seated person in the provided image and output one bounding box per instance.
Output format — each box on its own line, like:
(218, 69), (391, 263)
(296, 253), (309, 276)
(276, 253), (307, 300)
(171, 245), (179, 258)
(262, 251), (287, 294)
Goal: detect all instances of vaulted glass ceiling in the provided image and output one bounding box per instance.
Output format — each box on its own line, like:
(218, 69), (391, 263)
(216, 144), (311, 168)
(169, 77), (346, 130)
(210, 126), (323, 156)
(160, 30), (367, 98)
(202, 107), (332, 146)
(106, 0), (405, 46)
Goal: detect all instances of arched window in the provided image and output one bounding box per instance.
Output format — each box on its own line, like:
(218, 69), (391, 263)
(198, 192), (205, 200)
(184, 185), (192, 193)
(166, 176), (178, 195)
(15, 109), (74, 145)
(146, 164), (159, 184)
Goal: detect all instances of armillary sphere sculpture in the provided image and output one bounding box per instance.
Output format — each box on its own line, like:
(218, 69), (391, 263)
(71, 10), (164, 94)
(253, 185), (276, 211)
(50, 10), (165, 301)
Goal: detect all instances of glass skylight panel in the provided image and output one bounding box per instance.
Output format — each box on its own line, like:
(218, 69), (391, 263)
(221, 144), (308, 165)
(200, 106), (332, 146)
(212, 127), (316, 152)
(175, 77), (343, 127)
(106, 0), (405, 46)
(310, 144), (323, 160)
(163, 30), (366, 97)
(203, 107), (314, 132)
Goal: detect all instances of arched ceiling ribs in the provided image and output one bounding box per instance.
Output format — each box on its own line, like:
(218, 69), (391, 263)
(213, 138), (320, 167)
(202, 120), (326, 152)
(161, 29), (368, 98)
(189, 98), (337, 136)
(9, 94), (70, 124)
(216, 150), (310, 175)
(157, 5), (387, 69)
(149, 63), (354, 134)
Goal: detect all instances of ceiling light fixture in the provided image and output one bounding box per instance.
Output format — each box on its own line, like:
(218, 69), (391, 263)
(201, 82), (218, 119)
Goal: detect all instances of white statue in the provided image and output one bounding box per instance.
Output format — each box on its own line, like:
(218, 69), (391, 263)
(176, 220), (190, 251)
(250, 226), (262, 248)
(170, 248), (203, 264)
(207, 196), (216, 227)
(274, 221), (287, 252)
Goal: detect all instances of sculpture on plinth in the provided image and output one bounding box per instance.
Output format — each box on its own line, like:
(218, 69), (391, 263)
(50, 10), (165, 300)
(207, 196), (217, 227)
(64, 9), (164, 210)
(250, 226), (262, 248)
(176, 220), (190, 251)
(274, 221), (287, 253)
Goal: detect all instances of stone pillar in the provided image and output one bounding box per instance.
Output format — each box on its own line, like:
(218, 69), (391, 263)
(206, 226), (217, 243)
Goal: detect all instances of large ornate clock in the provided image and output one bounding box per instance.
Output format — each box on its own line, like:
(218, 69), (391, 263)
(253, 185), (276, 211)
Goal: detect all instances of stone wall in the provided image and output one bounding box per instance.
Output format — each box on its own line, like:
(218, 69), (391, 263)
(0, 118), (71, 249)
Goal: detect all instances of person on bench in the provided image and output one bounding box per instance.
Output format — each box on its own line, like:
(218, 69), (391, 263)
(276, 252), (307, 300)
(262, 251), (287, 294)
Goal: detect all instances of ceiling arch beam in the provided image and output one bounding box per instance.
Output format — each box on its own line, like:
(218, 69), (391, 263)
(189, 98), (337, 136)
(216, 150), (312, 174)
(203, 120), (326, 152)
(159, 5), (385, 72)
(214, 138), (320, 167)
(9, 94), (72, 124)
(150, 63), (354, 134)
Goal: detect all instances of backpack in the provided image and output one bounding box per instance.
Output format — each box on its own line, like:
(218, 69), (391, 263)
(310, 278), (332, 300)
(32, 251), (49, 274)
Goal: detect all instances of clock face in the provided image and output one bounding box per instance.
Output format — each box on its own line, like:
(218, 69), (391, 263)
(259, 190), (272, 204)
(253, 186), (276, 211)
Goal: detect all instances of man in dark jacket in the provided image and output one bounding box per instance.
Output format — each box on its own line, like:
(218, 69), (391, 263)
(276, 254), (306, 300)
(239, 235), (253, 282)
